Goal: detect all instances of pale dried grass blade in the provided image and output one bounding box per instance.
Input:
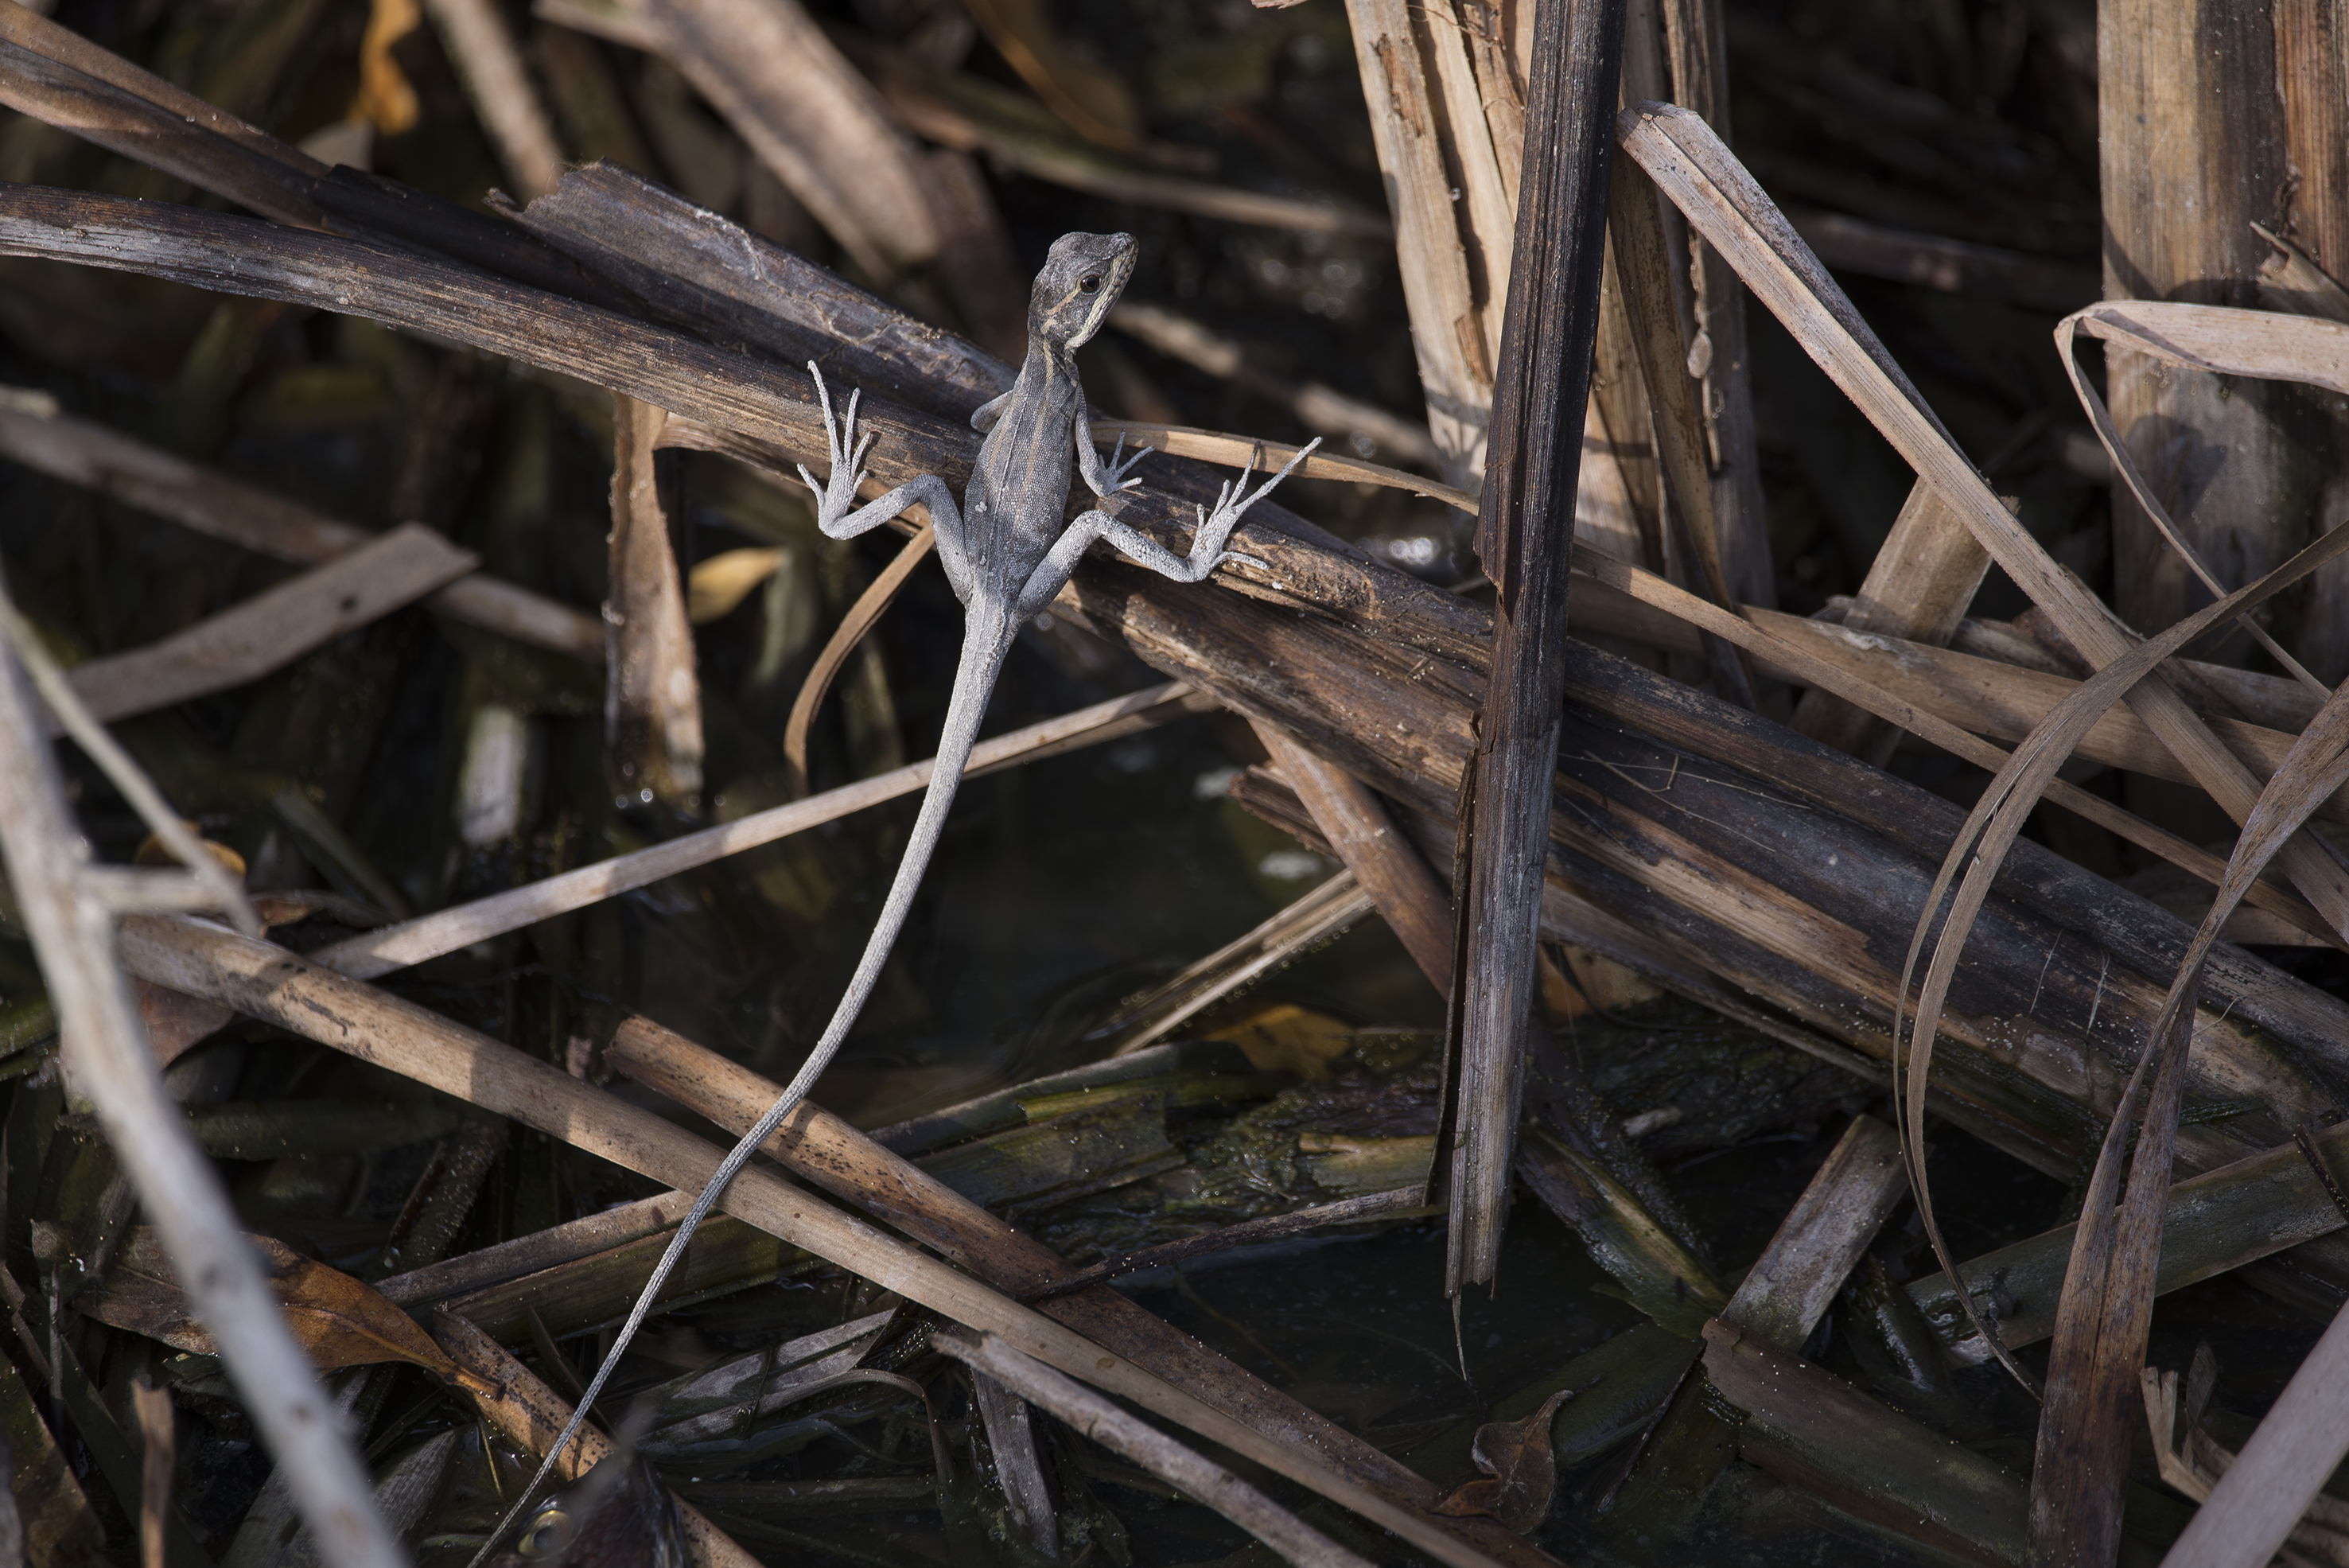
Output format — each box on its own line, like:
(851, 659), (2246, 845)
(935, 1330), (1379, 1568)
(2033, 672), (2349, 1565)
(685, 546), (785, 624)
(1618, 99), (2349, 938)
(1102, 870), (1375, 1055)
(1893, 520), (2349, 1399)
(784, 523), (934, 797)
(2069, 298), (2349, 395)
(1106, 304), (1444, 468)
(862, 57), (1394, 239)
(55, 523), (477, 730)
(0, 395), (605, 661)
(0, 597), (258, 936)
(306, 679), (1211, 978)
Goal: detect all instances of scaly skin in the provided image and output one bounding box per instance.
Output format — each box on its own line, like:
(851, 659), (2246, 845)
(478, 232), (1318, 1559)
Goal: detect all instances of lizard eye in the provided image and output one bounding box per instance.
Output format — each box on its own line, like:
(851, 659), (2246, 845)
(1080, 275), (1100, 293)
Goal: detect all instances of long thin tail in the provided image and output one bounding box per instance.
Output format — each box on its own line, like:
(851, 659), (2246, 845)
(473, 618), (1014, 1564)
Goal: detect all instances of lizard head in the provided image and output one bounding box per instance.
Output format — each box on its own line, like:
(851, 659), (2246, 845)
(1029, 232), (1137, 351)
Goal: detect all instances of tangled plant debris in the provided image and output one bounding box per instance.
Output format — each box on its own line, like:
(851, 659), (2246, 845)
(1, 0), (2347, 1563)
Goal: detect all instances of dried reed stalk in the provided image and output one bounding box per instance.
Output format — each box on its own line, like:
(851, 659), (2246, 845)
(1449, 0), (1627, 1293)
(0, 586), (400, 1568)
(119, 916), (1537, 1568)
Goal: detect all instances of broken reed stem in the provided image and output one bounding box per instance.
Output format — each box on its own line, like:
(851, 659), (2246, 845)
(0, 586), (401, 1568)
(309, 679), (1211, 979)
(606, 394), (705, 807)
(1452, 0), (1628, 1294)
(934, 1332), (1379, 1568)
(1252, 721), (1453, 981)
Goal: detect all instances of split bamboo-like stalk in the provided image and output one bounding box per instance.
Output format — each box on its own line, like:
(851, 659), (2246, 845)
(1339, 0), (1492, 488)
(1449, 0), (1627, 1293)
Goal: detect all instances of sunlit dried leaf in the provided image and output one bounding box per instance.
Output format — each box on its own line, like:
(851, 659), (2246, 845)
(84, 1228), (494, 1395)
(353, 0), (422, 134)
(685, 546), (784, 624)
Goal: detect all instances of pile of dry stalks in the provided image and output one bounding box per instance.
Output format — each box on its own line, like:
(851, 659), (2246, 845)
(1, 0), (2347, 1562)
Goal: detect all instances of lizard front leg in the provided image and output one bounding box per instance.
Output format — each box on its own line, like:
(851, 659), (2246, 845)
(798, 364), (976, 601)
(1013, 438), (1320, 619)
(1071, 389), (1149, 499)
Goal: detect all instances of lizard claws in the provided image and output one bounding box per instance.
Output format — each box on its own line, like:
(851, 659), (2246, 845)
(1101, 430), (1151, 492)
(802, 361), (871, 532)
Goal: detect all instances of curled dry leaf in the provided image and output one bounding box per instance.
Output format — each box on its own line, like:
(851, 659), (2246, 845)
(1434, 1385), (1577, 1534)
(82, 1228), (496, 1396)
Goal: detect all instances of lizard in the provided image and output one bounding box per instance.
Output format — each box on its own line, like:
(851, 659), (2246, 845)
(480, 230), (1318, 1556)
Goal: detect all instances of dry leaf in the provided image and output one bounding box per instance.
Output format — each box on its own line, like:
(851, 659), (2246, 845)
(686, 547), (784, 624)
(1433, 1386), (1575, 1534)
(353, 0), (423, 135)
(84, 1228), (493, 1395)
(1204, 1002), (1355, 1080)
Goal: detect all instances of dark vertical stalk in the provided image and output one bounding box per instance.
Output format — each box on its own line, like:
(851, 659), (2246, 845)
(1449, 0), (1629, 1294)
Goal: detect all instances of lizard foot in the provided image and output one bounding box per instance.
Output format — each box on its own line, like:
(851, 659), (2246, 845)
(1184, 438), (1320, 573)
(795, 361), (877, 535)
(1098, 430), (1150, 493)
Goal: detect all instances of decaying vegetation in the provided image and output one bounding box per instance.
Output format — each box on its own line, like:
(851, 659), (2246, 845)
(0, 0), (2346, 1561)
